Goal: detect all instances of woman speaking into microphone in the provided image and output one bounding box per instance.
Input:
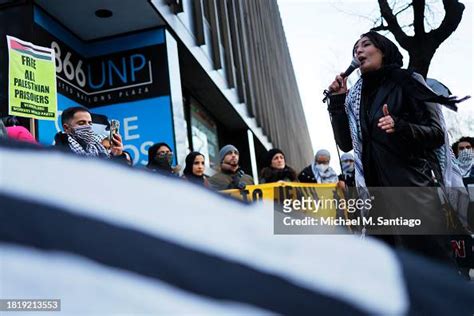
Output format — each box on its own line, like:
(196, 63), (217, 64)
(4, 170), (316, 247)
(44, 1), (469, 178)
(326, 31), (466, 262)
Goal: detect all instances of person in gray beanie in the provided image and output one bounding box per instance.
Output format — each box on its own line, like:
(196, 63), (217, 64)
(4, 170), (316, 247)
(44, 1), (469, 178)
(209, 144), (254, 190)
(219, 144), (239, 163)
(298, 149), (338, 183)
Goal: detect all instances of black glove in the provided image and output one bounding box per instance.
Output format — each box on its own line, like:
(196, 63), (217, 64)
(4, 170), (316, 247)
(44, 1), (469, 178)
(231, 170), (246, 190)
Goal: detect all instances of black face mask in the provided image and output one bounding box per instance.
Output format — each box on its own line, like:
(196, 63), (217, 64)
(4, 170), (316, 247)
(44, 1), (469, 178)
(153, 152), (173, 169)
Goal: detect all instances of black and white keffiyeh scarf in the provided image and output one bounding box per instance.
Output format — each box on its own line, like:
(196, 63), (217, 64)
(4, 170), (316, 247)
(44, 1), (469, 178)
(344, 78), (365, 188)
(67, 126), (109, 157)
(344, 78), (372, 235)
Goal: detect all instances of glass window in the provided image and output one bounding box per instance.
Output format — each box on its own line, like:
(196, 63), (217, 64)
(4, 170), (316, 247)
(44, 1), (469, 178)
(190, 100), (219, 170)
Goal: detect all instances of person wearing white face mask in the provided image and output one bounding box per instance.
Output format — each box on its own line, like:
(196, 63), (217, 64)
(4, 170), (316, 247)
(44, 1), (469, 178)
(298, 149), (338, 183)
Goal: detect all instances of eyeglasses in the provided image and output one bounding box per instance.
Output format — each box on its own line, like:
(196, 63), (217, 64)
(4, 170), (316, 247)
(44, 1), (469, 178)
(157, 151), (171, 156)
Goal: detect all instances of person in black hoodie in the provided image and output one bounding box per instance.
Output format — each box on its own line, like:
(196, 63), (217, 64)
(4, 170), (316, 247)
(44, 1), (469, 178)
(182, 151), (209, 187)
(259, 148), (298, 184)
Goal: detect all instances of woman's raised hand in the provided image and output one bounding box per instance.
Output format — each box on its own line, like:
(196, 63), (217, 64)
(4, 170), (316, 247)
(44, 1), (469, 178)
(378, 104), (395, 134)
(328, 73), (348, 95)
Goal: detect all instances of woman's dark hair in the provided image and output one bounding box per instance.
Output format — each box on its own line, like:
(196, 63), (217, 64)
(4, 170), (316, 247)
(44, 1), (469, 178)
(183, 151), (205, 176)
(353, 31), (403, 67)
(122, 150), (133, 166)
(147, 142), (172, 167)
(2, 115), (20, 127)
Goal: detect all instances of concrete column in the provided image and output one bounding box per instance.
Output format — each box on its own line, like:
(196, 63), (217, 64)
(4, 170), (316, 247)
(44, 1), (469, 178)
(165, 30), (189, 170)
(247, 129), (259, 184)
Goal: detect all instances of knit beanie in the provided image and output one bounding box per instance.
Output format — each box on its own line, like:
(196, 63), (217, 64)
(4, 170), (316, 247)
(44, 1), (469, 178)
(264, 148), (284, 168)
(219, 144), (238, 162)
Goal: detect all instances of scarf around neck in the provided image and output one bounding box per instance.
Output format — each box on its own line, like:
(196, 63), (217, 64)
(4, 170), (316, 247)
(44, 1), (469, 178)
(67, 131), (109, 157)
(310, 163), (338, 183)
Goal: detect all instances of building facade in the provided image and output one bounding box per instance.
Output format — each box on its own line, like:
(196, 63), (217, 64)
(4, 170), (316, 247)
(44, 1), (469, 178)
(0, 0), (313, 178)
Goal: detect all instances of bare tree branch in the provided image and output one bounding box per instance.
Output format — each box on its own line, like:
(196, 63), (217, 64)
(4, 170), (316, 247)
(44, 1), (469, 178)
(371, 24), (390, 31)
(371, 0), (465, 77)
(377, 0), (411, 48)
(329, 3), (376, 24)
(394, 3), (412, 16)
(430, 0), (465, 45)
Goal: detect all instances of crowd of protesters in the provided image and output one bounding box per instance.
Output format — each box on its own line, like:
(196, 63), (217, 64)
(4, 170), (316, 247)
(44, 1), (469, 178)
(2, 107), (472, 195)
(0, 107), (472, 191)
(1, 31), (473, 273)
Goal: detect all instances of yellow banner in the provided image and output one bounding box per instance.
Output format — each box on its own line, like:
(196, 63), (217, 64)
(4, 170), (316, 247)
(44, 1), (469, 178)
(221, 182), (345, 219)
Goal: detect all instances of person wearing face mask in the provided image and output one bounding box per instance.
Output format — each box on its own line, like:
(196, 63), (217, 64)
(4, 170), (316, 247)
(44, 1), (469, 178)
(452, 137), (474, 180)
(338, 152), (355, 187)
(182, 151), (209, 187)
(54, 107), (124, 159)
(259, 148), (297, 184)
(298, 149), (338, 183)
(147, 142), (179, 176)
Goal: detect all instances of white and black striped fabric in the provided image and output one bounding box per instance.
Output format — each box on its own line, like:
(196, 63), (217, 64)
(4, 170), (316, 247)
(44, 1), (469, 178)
(0, 140), (473, 315)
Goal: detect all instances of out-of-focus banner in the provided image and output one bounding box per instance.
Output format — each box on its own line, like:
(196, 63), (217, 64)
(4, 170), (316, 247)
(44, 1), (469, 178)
(222, 182), (343, 219)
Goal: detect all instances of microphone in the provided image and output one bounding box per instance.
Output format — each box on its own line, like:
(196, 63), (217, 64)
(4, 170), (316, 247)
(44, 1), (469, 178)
(342, 57), (361, 78)
(323, 58), (360, 102)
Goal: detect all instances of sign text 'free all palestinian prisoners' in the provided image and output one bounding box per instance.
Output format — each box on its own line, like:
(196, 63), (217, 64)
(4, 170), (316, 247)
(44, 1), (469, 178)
(7, 35), (57, 120)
